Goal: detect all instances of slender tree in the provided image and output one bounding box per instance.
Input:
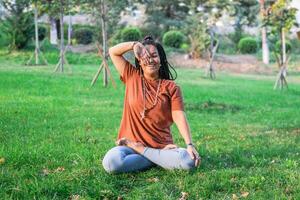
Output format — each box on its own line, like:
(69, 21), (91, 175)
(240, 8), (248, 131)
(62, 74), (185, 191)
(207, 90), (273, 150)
(26, 0), (48, 65)
(82, 0), (128, 87)
(184, 0), (229, 79)
(264, 0), (298, 89)
(259, 0), (270, 64)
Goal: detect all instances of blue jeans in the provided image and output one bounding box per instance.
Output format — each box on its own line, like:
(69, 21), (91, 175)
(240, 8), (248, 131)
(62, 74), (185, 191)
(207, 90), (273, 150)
(102, 146), (196, 173)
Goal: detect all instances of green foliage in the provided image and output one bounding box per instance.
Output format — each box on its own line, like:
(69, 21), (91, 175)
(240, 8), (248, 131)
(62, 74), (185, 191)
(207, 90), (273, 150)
(38, 25), (47, 41)
(0, 0), (34, 50)
(264, 0), (298, 32)
(180, 43), (189, 53)
(162, 30), (185, 48)
(143, 0), (189, 39)
(275, 40), (292, 53)
(0, 23), (8, 47)
(228, 0), (259, 36)
(238, 37), (258, 54)
(121, 27), (142, 42)
(217, 35), (236, 55)
(73, 28), (94, 45)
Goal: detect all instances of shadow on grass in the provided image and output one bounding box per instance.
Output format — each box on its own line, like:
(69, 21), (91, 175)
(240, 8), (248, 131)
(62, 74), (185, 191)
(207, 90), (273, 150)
(185, 100), (241, 114)
(200, 138), (299, 171)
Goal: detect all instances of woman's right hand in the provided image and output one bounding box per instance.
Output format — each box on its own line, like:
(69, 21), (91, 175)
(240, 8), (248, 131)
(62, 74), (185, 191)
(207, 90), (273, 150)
(133, 42), (151, 65)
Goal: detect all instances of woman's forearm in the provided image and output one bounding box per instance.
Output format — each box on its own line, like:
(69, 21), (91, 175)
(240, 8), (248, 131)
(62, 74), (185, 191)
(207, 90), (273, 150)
(109, 41), (135, 56)
(172, 111), (193, 145)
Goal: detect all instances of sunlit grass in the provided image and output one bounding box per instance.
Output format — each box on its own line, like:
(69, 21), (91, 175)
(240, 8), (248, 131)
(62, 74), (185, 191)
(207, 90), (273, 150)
(0, 58), (299, 199)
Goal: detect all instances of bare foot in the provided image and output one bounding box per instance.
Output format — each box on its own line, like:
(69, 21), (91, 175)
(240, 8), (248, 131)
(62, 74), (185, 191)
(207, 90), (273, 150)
(116, 137), (145, 154)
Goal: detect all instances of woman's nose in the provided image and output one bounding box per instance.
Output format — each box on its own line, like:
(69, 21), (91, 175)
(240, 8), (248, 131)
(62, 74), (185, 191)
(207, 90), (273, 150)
(149, 57), (154, 63)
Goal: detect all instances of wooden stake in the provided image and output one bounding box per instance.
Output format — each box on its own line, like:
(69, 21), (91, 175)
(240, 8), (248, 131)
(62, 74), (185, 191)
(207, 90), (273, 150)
(90, 43), (116, 88)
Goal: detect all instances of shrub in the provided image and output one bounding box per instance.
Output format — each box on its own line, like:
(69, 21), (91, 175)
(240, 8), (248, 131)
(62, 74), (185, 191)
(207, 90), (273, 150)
(121, 27), (142, 42)
(275, 40), (292, 53)
(73, 28), (94, 44)
(163, 31), (185, 48)
(180, 43), (189, 52)
(238, 37), (258, 54)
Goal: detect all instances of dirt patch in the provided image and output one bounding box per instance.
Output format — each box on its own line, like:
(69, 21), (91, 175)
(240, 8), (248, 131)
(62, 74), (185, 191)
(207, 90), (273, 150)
(169, 52), (276, 75)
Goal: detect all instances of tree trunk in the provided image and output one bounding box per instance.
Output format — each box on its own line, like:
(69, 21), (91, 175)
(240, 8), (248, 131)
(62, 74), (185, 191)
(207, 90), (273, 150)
(281, 28), (286, 63)
(50, 17), (58, 45)
(261, 27), (269, 64)
(100, 0), (108, 87)
(67, 0), (72, 46)
(34, 1), (39, 65)
(259, 0), (269, 64)
(59, 1), (64, 72)
(68, 14), (72, 46)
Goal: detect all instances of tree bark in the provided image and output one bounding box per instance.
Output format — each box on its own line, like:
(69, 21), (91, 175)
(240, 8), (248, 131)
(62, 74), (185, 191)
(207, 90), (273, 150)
(50, 17), (58, 45)
(259, 0), (269, 64)
(67, 0), (72, 46)
(261, 27), (269, 64)
(34, 1), (39, 65)
(59, 0), (64, 72)
(100, 0), (108, 87)
(281, 28), (286, 63)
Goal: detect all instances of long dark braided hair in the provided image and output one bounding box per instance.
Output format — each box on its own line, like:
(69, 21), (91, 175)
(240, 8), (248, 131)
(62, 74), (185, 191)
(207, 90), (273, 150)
(134, 35), (177, 80)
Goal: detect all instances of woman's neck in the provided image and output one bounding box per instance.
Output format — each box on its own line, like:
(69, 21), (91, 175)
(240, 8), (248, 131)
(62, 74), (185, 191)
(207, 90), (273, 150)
(144, 73), (159, 81)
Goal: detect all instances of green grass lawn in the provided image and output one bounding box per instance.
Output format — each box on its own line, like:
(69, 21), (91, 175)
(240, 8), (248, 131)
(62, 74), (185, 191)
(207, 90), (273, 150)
(0, 58), (299, 199)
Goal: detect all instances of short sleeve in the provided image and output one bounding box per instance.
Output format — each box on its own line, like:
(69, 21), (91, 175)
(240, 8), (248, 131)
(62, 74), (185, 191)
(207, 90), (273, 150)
(120, 61), (138, 84)
(171, 85), (185, 111)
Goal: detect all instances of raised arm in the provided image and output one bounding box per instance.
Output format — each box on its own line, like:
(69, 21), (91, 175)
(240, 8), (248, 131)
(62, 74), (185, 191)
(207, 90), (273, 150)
(109, 42), (150, 77)
(108, 42), (135, 77)
(172, 110), (200, 166)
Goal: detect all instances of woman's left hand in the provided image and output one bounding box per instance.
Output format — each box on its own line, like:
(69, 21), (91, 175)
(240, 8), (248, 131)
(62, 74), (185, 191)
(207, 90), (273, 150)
(187, 145), (201, 167)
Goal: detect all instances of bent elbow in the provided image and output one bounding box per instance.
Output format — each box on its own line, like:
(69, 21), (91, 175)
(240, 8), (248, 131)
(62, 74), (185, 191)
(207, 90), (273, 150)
(108, 47), (114, 56)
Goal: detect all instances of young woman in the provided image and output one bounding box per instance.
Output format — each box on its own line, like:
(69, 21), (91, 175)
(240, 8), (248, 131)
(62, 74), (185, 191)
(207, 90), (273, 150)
(102, 36), (200, 173)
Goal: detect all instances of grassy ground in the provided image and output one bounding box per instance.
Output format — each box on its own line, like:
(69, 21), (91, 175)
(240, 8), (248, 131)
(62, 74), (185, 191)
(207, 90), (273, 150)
(0, 55), (299, 200)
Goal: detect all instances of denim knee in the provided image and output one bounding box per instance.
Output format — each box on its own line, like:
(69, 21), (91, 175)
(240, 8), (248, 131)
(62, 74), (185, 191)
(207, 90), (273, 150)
(179, 148), (197, 170)
(102, 147), (125, 173)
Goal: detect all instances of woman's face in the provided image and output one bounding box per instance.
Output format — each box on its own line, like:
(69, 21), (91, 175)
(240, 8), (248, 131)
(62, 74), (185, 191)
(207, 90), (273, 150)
(139, 44), (161, 78)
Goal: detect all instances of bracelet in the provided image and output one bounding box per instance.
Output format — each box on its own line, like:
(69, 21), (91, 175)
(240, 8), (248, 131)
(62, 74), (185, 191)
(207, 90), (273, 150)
(187, 143), (194, 147)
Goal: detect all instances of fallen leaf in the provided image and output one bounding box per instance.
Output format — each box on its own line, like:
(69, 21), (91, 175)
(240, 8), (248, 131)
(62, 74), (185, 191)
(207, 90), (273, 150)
(117, 196), (123, 200)
(70, 194), (80, 200)
(41, 168), (50, 176)
(232, 194), (238, 200)
(147, 177), (159, 183)
(179, 192), (189, 200)
(241, 191), (249, 198)
(0, 157), (5, 165)
(54, 167), (65, 173)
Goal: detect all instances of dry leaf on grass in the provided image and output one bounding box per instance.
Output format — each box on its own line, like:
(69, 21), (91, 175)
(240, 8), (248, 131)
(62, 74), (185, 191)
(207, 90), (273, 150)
(70, 194), (80, 200)
(40, 166), (65, 176)
(117, 196), (123, 200)
(179, 192), (189, 200)
(54, 167), (65, 173)
(41, 168), (50, 176)
(232, 194), (238, 200)
(147, 177), (159, 183)
(241, 191), (249, 198)
(0, 157), (5, 165)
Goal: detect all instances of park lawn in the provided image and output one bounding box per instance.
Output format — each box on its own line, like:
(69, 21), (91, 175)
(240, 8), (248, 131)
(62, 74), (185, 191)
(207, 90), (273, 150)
(0, 60), (299, 200)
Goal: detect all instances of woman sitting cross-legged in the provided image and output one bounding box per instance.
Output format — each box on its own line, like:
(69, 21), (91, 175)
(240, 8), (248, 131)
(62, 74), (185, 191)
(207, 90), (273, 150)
(102, 35), (201, 173)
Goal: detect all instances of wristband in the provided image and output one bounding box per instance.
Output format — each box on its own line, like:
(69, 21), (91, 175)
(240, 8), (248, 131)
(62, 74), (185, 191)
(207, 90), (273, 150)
(187, 143), (194, 147)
